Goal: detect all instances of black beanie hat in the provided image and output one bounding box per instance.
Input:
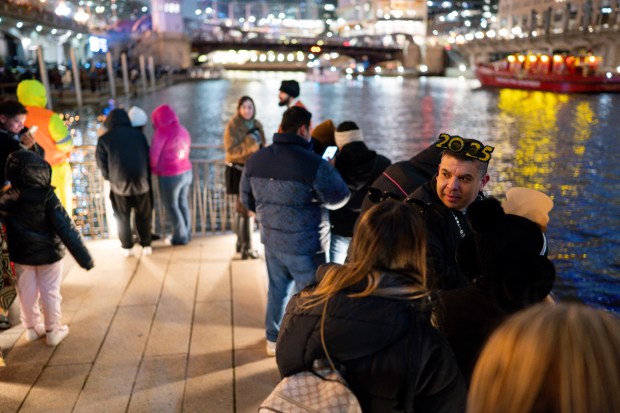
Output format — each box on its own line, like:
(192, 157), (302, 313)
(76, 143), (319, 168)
(456, 198), (555, 304)
(279, 80), (300, 98)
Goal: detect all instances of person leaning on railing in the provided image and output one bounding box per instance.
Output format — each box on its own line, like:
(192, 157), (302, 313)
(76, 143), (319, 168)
(150, 104), (193, 246)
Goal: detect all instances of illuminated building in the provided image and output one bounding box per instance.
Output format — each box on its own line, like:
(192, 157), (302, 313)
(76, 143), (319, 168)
(497, 0), (620, 35)
(337, 0), (427, 37)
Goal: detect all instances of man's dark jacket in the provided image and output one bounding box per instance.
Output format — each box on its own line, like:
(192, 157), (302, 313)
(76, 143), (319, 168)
(410, 177), (477, 291)
(96, 109), (150, 196)
(437, 278), (527, 385)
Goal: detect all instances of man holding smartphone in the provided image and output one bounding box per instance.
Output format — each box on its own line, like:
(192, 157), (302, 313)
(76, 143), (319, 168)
(322, 145), (338, 161)
(0, 100), (44, 186)
(241, 106), (349, 356)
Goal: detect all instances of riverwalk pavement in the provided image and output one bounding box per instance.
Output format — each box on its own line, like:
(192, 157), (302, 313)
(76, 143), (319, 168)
(0, 234), (281, 413)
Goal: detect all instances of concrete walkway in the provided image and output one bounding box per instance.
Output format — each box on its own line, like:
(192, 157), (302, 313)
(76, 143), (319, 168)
(0, 234), (280, 413)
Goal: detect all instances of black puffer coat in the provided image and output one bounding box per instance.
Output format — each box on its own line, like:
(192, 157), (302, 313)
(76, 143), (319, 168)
(0, 151), (93, 269)
(437, 278), (530, 385)
(277, 273), (466, 413)
(96, 109), (150, 196)
(331, 142), (391, 237)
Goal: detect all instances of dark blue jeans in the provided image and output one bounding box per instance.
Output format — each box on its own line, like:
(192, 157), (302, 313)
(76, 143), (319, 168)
(158, 170), (192, 245)
(264, 249), (326, 342)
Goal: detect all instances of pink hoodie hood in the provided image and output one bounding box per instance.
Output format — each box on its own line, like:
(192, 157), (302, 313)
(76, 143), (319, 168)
(149, 105), (192, 176)
(151, 104), (179, 128)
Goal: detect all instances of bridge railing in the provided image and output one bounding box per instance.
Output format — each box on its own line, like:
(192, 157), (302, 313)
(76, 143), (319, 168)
(72, 144), (237, 240)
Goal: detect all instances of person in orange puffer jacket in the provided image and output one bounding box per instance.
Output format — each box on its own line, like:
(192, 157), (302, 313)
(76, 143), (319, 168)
(16, 79), (73, 211)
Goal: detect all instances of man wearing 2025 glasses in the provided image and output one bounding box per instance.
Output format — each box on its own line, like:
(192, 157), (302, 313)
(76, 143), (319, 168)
(408, 135), (492, 291)
(241, 106), (349, 357)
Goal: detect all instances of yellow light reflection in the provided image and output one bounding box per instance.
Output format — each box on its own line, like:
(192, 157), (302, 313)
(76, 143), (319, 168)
(570, 102), (596, 181)
(497, 89), (569, 191)
(496, 89), (597, 199)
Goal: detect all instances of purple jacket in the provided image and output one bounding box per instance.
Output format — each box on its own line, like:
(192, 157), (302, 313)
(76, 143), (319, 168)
(150, 105), (192, 176)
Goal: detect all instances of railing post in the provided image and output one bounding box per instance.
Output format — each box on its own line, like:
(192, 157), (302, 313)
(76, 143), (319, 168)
(106, 51), (116, 99)
(36, 46), (53, 110)
(70, 48), (83, 108)
(139, 54), (148, 94)
(148, 55), (156, 91)
(121, 52), (130, 96)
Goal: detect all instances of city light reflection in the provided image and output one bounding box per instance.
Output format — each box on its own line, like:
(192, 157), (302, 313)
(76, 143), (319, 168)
(497, 89), (570, 192)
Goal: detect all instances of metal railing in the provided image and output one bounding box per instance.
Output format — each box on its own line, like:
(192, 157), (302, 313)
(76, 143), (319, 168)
(72, 144), (236, 239)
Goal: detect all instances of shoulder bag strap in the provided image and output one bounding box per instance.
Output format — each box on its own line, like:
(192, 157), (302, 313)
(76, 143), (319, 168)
(320, 298), (338, 372)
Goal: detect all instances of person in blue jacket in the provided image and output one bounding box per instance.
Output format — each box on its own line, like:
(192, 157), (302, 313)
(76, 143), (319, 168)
(241, 106), (349, 356)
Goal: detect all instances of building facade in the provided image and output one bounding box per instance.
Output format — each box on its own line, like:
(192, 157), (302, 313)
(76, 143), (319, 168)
(497, 0), (620, 35)
(338, 0), (427, 38)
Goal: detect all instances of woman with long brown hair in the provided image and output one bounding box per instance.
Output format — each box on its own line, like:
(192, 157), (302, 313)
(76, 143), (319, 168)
(276, 201), (466, 412)
(223, 96), (265, 259)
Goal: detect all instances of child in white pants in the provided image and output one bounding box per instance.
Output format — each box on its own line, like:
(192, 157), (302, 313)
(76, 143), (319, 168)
(0, 151), (94, 346)
(15, 262), (65, 341)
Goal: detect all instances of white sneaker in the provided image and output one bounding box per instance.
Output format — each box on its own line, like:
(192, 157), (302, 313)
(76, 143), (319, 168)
(142, 246), (152, 256)
(25, 324), (46, 341)
(122, 248), (134, 257)
(266, 340), (277, 357)
(164, 236), (173, 246)
(46, 325), (69, 346)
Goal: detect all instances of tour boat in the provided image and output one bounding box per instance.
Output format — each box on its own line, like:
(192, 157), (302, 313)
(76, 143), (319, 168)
(474, 54), (620, 93)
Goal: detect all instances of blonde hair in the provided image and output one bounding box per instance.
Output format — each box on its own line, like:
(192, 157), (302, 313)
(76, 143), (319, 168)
(468, 303), (620, 413)
(302, 201), (428, 308)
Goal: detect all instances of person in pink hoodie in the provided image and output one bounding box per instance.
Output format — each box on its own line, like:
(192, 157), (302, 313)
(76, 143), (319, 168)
(150, 105), (193, 245)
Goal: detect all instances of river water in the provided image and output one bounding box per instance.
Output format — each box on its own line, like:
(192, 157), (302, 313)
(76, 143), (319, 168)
(127, 71), (620, 314)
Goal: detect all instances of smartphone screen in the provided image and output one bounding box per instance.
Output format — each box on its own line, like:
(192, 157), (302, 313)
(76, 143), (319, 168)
(322, 145), (337, 160)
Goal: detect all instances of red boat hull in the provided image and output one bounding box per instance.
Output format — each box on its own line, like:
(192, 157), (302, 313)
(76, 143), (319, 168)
(475, 65), (620, 93)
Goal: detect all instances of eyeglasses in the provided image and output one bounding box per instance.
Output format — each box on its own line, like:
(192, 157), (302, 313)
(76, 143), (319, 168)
(367, 187), (427, 214)
(367, 187), (403, 203)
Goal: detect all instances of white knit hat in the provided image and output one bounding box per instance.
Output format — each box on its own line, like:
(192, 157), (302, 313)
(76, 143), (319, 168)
(128, 106), (148, 127)
(334, 129), (364, 149)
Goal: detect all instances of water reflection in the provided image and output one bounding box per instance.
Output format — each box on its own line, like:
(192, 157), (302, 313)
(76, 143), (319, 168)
(125, 74), (619, 314)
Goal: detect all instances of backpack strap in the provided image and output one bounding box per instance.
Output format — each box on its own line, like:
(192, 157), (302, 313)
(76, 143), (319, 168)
(320, 298), (338, 372)
(404, 305), (423, 413)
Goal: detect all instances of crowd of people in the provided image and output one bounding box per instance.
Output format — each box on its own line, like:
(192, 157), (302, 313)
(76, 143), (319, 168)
(238, 79), (620, 412)
(1, 78), (619, 413)
(0, 94), (92, 364)
(0, 80), (195, 362)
